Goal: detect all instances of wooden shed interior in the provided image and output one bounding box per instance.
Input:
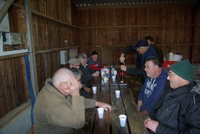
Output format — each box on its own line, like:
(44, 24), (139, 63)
(0, 0), (200, 133)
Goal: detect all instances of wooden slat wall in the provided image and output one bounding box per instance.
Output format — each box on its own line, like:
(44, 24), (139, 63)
(78, 3), (200, 65)
(0, 57), (28, 118)
(0, 0), (79, 118)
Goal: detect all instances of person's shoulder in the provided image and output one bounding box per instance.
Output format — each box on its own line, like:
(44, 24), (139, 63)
(87, 58), (93, 64)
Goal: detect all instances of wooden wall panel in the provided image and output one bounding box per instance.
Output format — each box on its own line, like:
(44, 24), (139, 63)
(0, 57), (28, 118)
(35, 52), (61, 91)
(47, 21), (61, 49)
(32, 17), (48, 51)
(78, 3), (200, 64)
(32, 0), (47, 14)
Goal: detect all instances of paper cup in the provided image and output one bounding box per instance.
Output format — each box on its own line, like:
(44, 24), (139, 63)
(115, 90), (120, 98)
(97, 108), (104, 118)
(112, 75), (116, 81)
(119, 114), (127, 127)
(92, 86), (97, 94)
(103, 77), (107, 83)
(114, 70), (117, 75)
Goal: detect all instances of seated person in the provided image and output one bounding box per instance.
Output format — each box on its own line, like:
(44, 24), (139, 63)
(68, 58), (91, 97)
(78, 53), (99, 88)
(87, 51), (107, 71)
(68, 58), (81, 69)
(144, 60), (200, 134)
(34, 68), (111, 134)
(137, 58), (168, 116)
(69, 68), (91, 98)
(149, 80), (173, 121)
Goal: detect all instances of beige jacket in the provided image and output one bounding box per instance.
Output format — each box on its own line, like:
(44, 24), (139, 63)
(34, 79), (96, 134)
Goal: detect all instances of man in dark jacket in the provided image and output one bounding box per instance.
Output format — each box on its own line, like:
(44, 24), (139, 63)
(87, 51), (107, 71)
(144, 59), (200, 134)
(144, 36), (164, 64)
(120, 39), (158, 84)
(78, 53), (99, 88)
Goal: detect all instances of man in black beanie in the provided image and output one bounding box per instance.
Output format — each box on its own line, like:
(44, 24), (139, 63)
(87, 51), (107, 71)
(144, 59), (200, 134)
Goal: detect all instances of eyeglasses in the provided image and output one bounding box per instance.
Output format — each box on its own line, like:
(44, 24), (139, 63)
(143, 65), (155, 69)
(168, 73), (176, 77)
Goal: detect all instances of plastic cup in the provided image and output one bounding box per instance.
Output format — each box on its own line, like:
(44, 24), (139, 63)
(119, 114), (127, 127)
(114, 70), (117, 75)
(115, 90), (120, 98)
(112, 75), (116, 81)
(92, 86), (97, 94)
(103, 77), (107, 83)
(97, 108), (104, 118)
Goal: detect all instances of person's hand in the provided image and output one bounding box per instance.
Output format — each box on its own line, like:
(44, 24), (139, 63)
(120, 65), (127, 71)
(92, 71), (99, 77)
(103, 66), (108, 69)
(119, 54), (125, 63)
(68, 76), (80, 96)
(84, 87), (91, 93)
(144, 118), (159, 133)
(96, 101), (111, 111)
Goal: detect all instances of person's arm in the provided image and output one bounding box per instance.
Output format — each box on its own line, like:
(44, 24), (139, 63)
(96, 101), (111, 111)
(126, 67), (144, 75)
(81, 73), (94, 84)
(89, 65), (102, 70)
(84, 99), (111, 111)
(137, 83), (146, 111)
(120, 45), (137, 63)
(140, 109), (149, 116)
(137, 100), (142, 111)
(122, 45), (137, 54)
(47, 96), (86, 129)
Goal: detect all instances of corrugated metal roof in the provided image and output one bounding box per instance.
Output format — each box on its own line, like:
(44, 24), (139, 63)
(73, 0), (198, 7)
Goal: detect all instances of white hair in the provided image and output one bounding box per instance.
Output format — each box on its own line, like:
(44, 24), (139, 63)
(141, 46), (149, 49)
(52, 68), (73, 87)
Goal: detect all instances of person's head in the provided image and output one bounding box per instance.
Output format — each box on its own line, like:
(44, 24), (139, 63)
(91, 51), (98, 61)
(78, 53), (88, 65)
(52, 68), (75, 95)
(69, 68), (82, 81)
(144, 36), (154, 45)
(68, 58), (80, 69)
(144, 57), (162, 78)
(133, 39), (149, 55)
(69, 68), (83, 89)
(168, 59), (194, 89)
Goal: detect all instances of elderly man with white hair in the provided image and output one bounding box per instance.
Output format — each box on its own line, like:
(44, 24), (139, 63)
(34, 68), (111, 134)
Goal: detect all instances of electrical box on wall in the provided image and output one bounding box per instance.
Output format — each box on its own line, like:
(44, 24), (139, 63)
(4, 33), (22, 45)
(60, 50), (68, 65)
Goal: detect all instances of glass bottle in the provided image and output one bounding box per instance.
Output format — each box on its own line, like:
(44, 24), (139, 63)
(120, 62), (125, 83)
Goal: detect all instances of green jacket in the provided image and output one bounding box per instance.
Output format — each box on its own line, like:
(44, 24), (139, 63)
(34, 79), (96, 134)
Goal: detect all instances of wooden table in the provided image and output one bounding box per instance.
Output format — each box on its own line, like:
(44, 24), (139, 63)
(73, 75), (148, 134)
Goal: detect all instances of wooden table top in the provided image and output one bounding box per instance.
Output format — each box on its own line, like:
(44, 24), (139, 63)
(73, 75), (148, 134)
